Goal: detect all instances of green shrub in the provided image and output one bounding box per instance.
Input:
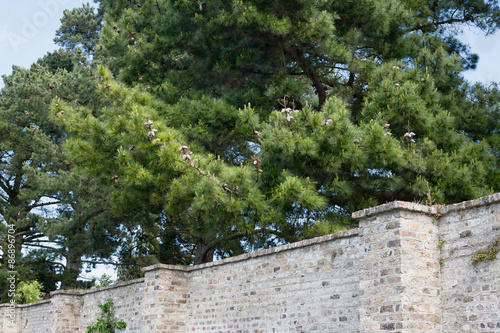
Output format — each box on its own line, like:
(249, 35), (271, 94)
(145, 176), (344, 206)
(86, 298), (126, 333)
(14, 281), (44, 304)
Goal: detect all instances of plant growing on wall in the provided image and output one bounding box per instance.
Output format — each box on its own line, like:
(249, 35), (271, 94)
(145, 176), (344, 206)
(86, 298), (126, 333)
(471, 238), (500, 265)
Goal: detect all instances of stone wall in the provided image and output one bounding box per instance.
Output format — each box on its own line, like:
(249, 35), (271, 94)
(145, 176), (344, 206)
(355, 202), (442, 332)
(19, 300), (51, 332)
(438, 198), (500, 332)
(4, 278), (144, 333)
(78, 278), (144, 331)
(185, 230), (360, 332)
(1, 193), (499, 333)
(0, 302), (20, 332)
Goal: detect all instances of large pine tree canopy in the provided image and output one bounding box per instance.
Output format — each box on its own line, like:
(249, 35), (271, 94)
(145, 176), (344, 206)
(1, 0), (500, 297)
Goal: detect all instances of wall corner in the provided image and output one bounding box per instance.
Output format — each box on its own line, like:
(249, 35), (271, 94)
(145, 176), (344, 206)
(141, 264), (189, 332)
(354, 202), (442, 332)
(48, 290), (82, 333)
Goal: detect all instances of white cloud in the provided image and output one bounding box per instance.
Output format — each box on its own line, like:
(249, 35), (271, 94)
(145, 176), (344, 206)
(0, 26), (11, 43)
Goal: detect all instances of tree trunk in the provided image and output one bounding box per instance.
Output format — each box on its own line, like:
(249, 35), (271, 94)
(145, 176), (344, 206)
(60, 248), (82, 290)
(281, 39), (327, 111)
(194, 238), (214, 265)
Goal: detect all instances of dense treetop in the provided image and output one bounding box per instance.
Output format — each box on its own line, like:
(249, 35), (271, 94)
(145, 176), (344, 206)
(1, 0), (499, 298)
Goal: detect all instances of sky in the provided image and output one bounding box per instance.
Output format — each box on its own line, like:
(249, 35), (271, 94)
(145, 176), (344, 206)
(460, 28), (500, 84)
(1, 0), (500, 282)
(0, 0), (97, 88)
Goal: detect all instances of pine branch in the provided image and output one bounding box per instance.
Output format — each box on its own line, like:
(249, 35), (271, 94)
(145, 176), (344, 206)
(0, 176), (11, 196)
(81, 260), (127, 266)
(25, 239), (61, 244)
(177, 229), (200, 239)
(199, 229), (255, 261)
(14, 230), (42, 237)
(23, 232), (46, 240)
(44, 261), (66, 269)
(196, 227), (294, 263)
(155, 0), (163, 14)
(28, 200), (62, 210)
(430, 0), (439, 12)
(12, 172), (24, 197)
(23, 243), (59, 251)
(408, 15), (474, 33)
(0, 192), (8, 206)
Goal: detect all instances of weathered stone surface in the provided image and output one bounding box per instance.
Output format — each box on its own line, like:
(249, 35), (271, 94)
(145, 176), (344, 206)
(439, 197), (500, 333)
(0, 303), (20, 332)
(1, 194), (499, 332)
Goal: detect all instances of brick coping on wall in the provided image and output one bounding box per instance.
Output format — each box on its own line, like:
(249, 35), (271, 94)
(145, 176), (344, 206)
(143, 227), (360, 273)
(48, 277), (145, 297)
(352, 192), (500, 219)
(0, 278), (146, 309)
(0, 299), (51, 308)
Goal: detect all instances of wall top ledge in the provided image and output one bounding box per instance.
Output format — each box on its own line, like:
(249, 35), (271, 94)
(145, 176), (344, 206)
(2, 299), (52, 308)
(352, 201), (436, 219)
(438, 193), (500, 215)
(48, 277), (145, 297)
(143, 228), (359, 273)
(352, 193), (500, 219)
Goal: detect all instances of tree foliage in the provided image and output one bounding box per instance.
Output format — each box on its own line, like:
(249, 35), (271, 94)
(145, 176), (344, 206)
(0, 51), (119, 300)
(54, 3), (103, 54)
(1, 0), (500, 286)
(58, 67), (325, 267)
(13, 281), (44, 304)
(67, 0), (499, 271)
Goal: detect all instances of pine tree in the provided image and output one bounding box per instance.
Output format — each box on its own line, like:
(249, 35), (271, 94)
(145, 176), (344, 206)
(94, 0), (500, 108)
(9, 0), (497, 274)
(58, 67), (325, 268)
(50, 0), (500, 269)
(0, 51), (120, 299)
(54, 3), (103, 55)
